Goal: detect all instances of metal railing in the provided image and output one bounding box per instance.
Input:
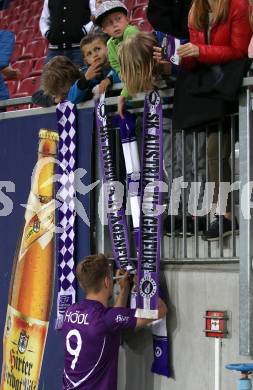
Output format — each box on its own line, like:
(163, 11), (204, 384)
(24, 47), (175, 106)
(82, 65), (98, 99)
(163, 116), (239, 262)
(92, 84), (240, 263)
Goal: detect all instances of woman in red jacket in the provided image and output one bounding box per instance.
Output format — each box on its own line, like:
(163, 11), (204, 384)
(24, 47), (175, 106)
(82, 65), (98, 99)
(178, 0), (251, 63)
(177, 0), (252, 240)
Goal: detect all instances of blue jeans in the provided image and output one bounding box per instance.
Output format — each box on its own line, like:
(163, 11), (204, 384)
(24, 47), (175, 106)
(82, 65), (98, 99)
(45, 48), (84, 67)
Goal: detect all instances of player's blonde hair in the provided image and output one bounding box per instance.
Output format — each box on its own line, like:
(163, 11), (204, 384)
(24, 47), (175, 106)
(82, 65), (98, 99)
(76, 254), (111, 293)
(118, 32), (159, 96)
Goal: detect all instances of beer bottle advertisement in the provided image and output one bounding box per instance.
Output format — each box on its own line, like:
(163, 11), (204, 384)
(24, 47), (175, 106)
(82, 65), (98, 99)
(1, 129), (59, 390)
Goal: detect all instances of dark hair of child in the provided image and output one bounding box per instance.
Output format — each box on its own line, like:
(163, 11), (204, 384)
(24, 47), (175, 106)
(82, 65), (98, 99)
(80, 32), (108, 51)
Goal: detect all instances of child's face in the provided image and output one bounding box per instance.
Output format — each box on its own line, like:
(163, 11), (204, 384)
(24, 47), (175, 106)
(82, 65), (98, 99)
(82, 39), (108, 66)
(101, 12), (129, 38)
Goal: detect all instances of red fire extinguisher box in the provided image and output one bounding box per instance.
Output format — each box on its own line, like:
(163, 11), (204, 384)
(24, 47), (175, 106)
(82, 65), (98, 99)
(204, 310), (228, 338)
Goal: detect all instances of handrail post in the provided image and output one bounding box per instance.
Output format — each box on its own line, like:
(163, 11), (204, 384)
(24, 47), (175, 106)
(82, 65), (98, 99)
(239, 86), (253, 355)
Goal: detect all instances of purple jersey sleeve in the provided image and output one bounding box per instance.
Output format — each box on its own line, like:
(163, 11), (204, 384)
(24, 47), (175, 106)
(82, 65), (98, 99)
(103, 307), (137, 332)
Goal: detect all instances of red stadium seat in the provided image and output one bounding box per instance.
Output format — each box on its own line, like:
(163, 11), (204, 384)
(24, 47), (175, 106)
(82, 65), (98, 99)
(131, 5), (148, 20)
(10, 42), (24, 63)
(12, 76), (41, 97)
(3, 14), (12, 25)
(32, 23), (43, 38)
(12, 59), (34, 80)
(133, 0), (148, 6)
(20, 9), (30, 23)
(9, 0), (23, 9)
(26, 15), (40, 29)
(18, 39), (48, 60)
(122, 0), (135, 11)
(3, 8), (15, 16)
(25, 16), (42, 38)
(33, 28), (43, 39)
(16, 28), (33, 45)
(30, 0), (43, 15)
(8, 2), (24, 20)
(23, 0), (40, 8)
(8, 20), (22, 35)
(5, 80), (19, 96)
(30, 56), (46, 76)
(131, 18), (153, 32)
(0, 20), (8, 29)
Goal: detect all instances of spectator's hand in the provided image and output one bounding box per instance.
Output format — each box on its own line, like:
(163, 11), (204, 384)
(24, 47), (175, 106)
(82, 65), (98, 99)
(85, 59), (102, 81)
(2, 66), (20, 80)
(117, 95), (125, 118)
(116, 269), (130, 290)
(177, 43), (200, 58)
(99, 78), (111, 94)
(153, 46), (169, 65)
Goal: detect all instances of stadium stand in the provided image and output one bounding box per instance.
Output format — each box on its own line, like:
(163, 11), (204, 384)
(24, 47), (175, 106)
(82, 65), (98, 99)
(1, 0), (152, 106)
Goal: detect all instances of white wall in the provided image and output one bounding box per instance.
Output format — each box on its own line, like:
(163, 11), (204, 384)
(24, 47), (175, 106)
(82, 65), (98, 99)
(118, 263), (253, 390)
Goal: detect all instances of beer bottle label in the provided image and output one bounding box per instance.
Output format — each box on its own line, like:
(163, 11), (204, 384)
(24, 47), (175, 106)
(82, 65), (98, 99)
(1, 305), (49, 390)
(19, 196), (55, 259)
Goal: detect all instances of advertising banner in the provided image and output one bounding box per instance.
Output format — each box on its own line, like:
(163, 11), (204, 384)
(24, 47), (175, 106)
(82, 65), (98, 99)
(0, 107), (93, 389)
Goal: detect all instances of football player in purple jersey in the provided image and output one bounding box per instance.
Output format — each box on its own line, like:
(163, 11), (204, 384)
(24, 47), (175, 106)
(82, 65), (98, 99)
(62, 253), (167, 390)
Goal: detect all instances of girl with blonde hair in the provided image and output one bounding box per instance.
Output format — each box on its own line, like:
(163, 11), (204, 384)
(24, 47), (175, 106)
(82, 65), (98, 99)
(119, 32), (170, 97)
(118, 31), (174, 237)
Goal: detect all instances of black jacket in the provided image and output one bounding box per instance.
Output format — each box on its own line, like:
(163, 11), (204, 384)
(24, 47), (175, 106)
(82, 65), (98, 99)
(147, 0), (192, 39)
(172, 58), (252, 130)
(47, 0), (90, 44)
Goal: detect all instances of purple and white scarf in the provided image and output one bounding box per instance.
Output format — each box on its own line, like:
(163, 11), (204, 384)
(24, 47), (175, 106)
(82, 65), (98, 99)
(95, 94), (134, 271)
(135, 90), (164, 319)
(136, 91), (170, 377)
(161, 34), (181, 65)
(55, 101), (77, 329)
